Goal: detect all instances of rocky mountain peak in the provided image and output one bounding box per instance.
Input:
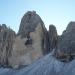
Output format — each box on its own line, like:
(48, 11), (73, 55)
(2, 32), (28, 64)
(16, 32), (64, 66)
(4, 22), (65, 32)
(0, 24), (16, 66)
(56, 21), (75, 61)
(18, 11), (44, 38)
(66, 21), (75, 31)
(49, 25), (58, 51)
(0, 24), (7, 32)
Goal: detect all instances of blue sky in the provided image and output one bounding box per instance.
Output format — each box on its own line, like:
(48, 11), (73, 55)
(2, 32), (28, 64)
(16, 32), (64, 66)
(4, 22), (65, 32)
(0, 0), (75, 35)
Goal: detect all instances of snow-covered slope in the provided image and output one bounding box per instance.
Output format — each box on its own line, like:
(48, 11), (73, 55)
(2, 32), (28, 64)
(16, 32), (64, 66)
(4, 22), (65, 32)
(0, 53), (75, 75)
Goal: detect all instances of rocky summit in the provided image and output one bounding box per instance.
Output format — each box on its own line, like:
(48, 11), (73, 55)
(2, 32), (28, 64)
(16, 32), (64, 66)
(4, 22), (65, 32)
(8, 11), (49, 68)
(0, 11), (75, 75)
(56, 22), (75, 62)
(0, 24), (15, 67)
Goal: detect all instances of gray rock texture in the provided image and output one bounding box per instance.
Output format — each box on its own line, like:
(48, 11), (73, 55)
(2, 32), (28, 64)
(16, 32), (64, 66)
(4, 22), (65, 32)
(18, 11), (44, 37)
(9, 11), (49, 68)
(18, 11), (49, 53)
(56, 21), (75, 61)
(49, 25), (58, 51)
(0, 24), (16, 66)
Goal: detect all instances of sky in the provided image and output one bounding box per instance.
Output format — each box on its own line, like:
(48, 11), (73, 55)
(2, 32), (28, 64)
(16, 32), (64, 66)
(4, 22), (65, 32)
(0, 0), (75, 35)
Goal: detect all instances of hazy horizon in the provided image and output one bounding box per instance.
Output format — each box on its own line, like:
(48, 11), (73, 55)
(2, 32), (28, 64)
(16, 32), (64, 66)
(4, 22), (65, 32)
(0, 0), (75, 35)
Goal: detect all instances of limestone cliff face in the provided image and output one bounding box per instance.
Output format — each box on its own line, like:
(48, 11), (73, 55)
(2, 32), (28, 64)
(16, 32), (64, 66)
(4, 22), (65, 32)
(9, 11), (49, 68)
(56, 22), (75, 61)
(49, 25), (58, 51)
(18, 11), (44, 37)
(0, 24), (16, 66)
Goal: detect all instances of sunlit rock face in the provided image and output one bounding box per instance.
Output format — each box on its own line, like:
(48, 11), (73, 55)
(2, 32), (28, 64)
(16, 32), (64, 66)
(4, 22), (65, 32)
(56, 22), (75, 61)
(18, 11), (43, 36)
(9, 11), (49, 68)
(0, 24), (16, 66)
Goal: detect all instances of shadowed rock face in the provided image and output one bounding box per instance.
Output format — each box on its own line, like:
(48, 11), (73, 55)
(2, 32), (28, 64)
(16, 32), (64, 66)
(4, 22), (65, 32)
(0, 24), (16, 66)
(56, 22), (75, 61)
(49, 25), (58, 51)
(9, 11), (49, 68)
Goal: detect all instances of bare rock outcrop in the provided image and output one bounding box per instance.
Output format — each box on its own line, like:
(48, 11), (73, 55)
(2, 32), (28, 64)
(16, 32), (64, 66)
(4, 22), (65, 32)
(18, 11), (44, 37)
(49, 25), (58, 51)
(9, 11), (49, 68)
(56, 21), (75, 61)
(0, 24), (16, 66)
